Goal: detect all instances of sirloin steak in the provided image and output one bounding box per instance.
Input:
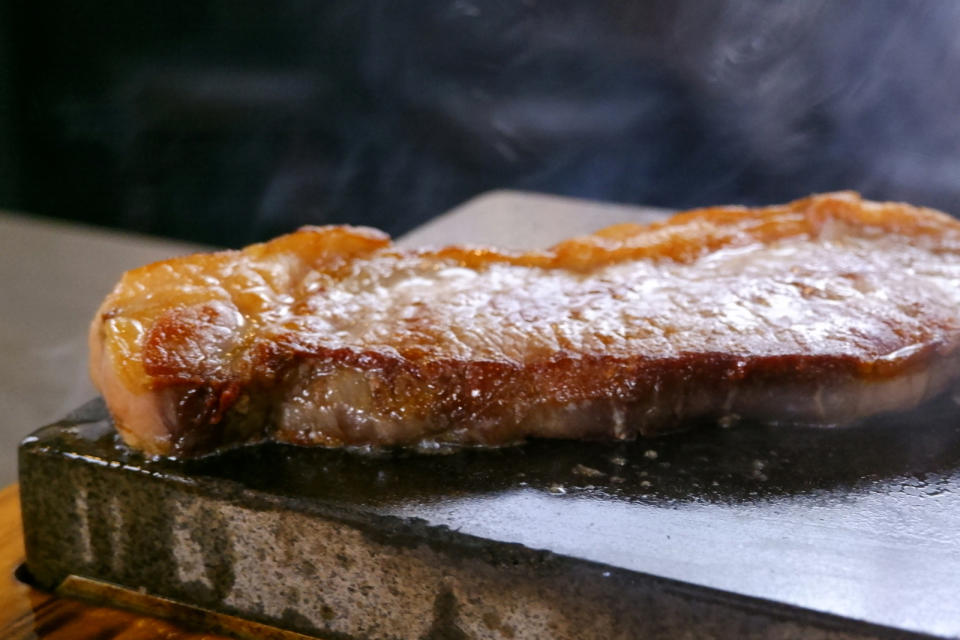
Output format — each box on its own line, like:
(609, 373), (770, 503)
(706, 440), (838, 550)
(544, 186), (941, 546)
(90, 192), (960, 457)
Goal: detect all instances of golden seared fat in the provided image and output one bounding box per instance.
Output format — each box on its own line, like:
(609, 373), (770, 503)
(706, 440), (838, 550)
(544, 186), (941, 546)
(90, 192), (960, 456)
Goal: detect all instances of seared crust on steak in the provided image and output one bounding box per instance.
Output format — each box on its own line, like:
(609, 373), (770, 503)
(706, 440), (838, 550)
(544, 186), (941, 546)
(90, 192), (960, 456)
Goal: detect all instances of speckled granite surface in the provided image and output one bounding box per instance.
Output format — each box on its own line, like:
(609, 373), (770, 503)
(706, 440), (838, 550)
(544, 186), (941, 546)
(21, 396), (960, 639)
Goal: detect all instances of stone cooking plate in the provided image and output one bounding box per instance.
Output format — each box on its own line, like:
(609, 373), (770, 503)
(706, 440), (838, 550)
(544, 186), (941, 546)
(18, 193), (960, 639)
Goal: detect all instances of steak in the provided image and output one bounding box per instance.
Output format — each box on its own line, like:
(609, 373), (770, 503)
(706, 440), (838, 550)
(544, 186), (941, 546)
(90, 192), (960, 457)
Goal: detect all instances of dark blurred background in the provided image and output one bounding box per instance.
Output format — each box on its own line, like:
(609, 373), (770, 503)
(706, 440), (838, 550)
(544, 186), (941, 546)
(1, 0), (959, 247)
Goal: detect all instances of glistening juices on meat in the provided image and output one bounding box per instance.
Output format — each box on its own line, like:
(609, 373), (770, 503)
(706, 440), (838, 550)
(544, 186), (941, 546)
(90, 193), (960, 457)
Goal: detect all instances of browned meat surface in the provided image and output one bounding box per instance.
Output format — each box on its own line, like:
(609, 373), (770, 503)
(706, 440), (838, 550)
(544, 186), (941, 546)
(90, 192), (960, 457)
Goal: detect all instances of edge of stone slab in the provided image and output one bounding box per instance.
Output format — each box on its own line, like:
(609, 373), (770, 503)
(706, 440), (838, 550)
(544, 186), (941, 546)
(17, 402), (939, 640)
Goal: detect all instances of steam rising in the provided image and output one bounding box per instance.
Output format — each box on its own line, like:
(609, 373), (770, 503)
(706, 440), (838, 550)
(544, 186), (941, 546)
(29, 1), (959, 243)
(251, 0), (960, 239)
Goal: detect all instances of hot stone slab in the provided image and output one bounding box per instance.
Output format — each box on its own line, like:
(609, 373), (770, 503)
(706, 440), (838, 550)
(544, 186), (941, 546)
(19, 396), (960, 639)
